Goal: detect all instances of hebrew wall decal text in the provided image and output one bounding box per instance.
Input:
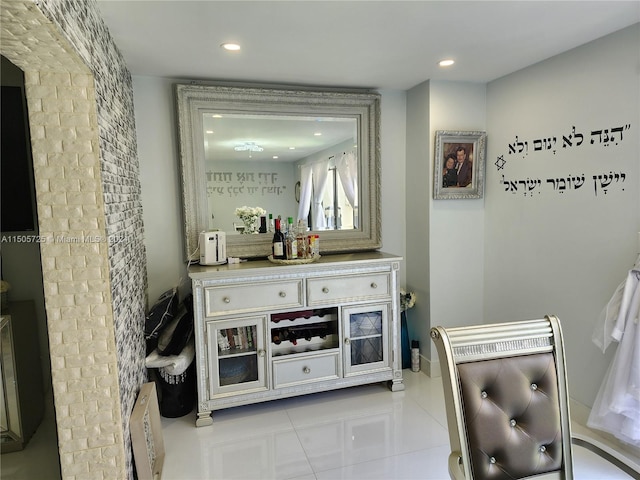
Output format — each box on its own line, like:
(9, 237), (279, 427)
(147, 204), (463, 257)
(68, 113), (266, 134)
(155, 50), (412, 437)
(506, 124), (631, 158)
(495, 122), (632, 198)
(500, 171), (626, 197)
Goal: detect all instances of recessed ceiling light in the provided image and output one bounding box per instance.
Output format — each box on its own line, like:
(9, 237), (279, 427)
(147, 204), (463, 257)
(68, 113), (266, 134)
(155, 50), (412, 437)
(221, 43), (241, 51)
(314, 132), (322, 136)
(272, 155), (279, 159)
(289, 147), (296, 150)
(439, 59), (455, 67)
(205, 130), (214, 134)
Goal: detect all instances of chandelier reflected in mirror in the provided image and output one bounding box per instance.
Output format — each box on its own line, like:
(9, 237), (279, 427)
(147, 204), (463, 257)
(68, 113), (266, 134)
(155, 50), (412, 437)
(234, 142), (264, 152)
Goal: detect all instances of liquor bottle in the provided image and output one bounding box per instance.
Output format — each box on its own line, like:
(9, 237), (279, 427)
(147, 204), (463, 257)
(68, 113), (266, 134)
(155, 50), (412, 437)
(272, 218), (286, 259)
(307, 235), (315, 258)
(296, 220), (307, 258)
(286, 217), (297, 259)
(259, 216), (267, 233)
(268, 214), (275, 233)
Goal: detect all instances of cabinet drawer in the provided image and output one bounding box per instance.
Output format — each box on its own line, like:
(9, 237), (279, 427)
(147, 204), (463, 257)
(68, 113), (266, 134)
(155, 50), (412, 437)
(272, 351), (340, 388)
(307, 273), (390, 305)
(204, 281), (303, 317)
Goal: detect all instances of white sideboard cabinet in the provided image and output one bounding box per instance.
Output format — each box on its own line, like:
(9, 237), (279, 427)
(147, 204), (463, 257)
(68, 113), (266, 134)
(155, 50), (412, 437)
(189, 251), (404, 427)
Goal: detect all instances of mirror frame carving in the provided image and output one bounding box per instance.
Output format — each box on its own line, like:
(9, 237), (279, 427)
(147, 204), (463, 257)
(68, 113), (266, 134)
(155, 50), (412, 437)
(175, 83), (381, 259)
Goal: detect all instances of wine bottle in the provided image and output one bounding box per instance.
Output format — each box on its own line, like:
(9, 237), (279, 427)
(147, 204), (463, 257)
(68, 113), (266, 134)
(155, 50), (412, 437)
(268, 214), (275, 233)
(272, 218), (286, 259)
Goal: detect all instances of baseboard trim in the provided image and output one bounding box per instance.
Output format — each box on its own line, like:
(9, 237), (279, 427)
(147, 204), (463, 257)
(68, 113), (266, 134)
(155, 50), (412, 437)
(424, 355), (440, 378)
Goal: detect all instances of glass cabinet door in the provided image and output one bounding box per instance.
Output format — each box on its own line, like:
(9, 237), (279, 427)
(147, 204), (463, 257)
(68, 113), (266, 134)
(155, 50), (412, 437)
(342, 303), (391, 376)
(206, 316), (268, 397)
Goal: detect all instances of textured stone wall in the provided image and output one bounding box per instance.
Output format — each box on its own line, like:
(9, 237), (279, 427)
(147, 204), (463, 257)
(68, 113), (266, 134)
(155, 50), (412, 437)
(1, 0), (147, 478)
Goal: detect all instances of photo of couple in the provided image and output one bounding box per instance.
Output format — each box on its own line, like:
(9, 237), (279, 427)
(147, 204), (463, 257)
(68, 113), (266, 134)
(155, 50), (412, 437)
(441, 144), (473, 188)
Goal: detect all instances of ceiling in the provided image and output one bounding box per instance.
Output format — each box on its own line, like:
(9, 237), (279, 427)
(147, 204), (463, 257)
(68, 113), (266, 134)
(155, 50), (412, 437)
(95, 1), (640, 90)
(202, 113), (357, 163)
(95, 1), (639, 164)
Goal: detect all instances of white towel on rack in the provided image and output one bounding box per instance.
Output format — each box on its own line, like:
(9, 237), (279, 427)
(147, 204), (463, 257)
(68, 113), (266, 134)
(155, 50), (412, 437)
(588, 267), (640, 446)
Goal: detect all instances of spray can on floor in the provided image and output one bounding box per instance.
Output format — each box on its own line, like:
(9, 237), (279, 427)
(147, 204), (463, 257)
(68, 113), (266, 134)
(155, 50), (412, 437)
(411, 340), (420, 372)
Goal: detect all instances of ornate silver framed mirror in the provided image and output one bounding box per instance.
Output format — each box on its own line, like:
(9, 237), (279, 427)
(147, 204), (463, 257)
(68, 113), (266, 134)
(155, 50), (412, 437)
(175, 83), (381, 260)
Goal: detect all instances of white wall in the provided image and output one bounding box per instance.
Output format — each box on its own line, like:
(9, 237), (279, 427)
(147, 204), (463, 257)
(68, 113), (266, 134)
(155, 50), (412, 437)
(379, 89), (407, 271)
(406, 80), (487, 369)
(133, 76), (408, 302)
(133, 76), (189, 302)
(405, 26), (639, 406)
(484, 24), (640, 407)
(428, 81), (487, 342)
(405, 81), (431, 354)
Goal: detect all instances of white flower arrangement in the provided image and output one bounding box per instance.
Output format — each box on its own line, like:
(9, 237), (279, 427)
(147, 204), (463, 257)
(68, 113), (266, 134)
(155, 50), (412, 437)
(400, 288), (416, 312)
(235, 206), (266, 234)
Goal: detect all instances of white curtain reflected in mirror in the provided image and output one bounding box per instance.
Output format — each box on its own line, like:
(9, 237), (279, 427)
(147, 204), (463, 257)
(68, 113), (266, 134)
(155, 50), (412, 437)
(311, 160), (330, 230)
(337, 152), (358, 228)
(296, 153), (358, 231)
(297, 165), (313, 226)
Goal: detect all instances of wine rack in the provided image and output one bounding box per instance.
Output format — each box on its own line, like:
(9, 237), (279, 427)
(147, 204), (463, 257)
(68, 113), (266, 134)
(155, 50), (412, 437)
(270, 307), (339, 356)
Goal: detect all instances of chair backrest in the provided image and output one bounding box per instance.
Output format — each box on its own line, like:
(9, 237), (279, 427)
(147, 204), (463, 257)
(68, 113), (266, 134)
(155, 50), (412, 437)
(430, 316), (573, 480)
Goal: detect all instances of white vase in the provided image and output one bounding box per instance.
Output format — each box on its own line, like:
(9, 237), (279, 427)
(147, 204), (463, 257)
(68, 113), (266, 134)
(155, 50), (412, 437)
(242, 217), (258, 234)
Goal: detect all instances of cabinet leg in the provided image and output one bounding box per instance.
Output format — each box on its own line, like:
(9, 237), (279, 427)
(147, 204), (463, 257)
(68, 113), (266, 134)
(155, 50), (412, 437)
(196, 410), (213, 427)
(388, 377), (405, 392)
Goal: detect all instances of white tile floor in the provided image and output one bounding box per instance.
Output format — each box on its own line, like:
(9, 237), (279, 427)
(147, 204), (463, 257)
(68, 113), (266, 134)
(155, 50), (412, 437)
(1, 371), (637, 479)
(1, 392), (61, 480)
(160, 371), (640, 480)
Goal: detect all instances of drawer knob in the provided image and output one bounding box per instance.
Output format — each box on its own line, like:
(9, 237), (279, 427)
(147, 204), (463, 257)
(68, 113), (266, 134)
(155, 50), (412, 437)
(370, 282), (377, 289)
(279, 291), (286, 298)
(223, 296), (231, 304)
(322, 287), (329, 293)
(303, 366), (311, 374)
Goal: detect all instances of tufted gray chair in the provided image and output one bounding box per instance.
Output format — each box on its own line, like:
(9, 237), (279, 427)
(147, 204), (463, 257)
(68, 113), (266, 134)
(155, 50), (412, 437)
(430, 315), (638, 480)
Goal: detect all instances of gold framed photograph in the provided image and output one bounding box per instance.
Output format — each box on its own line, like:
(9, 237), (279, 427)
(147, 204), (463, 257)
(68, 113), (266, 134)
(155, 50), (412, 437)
(433, 130), (487, 199)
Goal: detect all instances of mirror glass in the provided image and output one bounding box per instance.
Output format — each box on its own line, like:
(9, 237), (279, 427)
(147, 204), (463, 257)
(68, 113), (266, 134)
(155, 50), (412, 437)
(175, 83), (381, 259)
(203, 113), (358, 233)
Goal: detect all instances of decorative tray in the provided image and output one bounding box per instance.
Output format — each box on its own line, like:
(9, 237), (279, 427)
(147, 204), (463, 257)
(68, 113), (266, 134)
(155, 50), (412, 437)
(267, 254), (321, 265)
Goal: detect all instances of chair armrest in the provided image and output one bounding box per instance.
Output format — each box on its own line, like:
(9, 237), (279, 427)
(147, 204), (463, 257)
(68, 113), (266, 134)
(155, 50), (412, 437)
(448, 451), (466, 480)
(572, 433), (640, 478)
